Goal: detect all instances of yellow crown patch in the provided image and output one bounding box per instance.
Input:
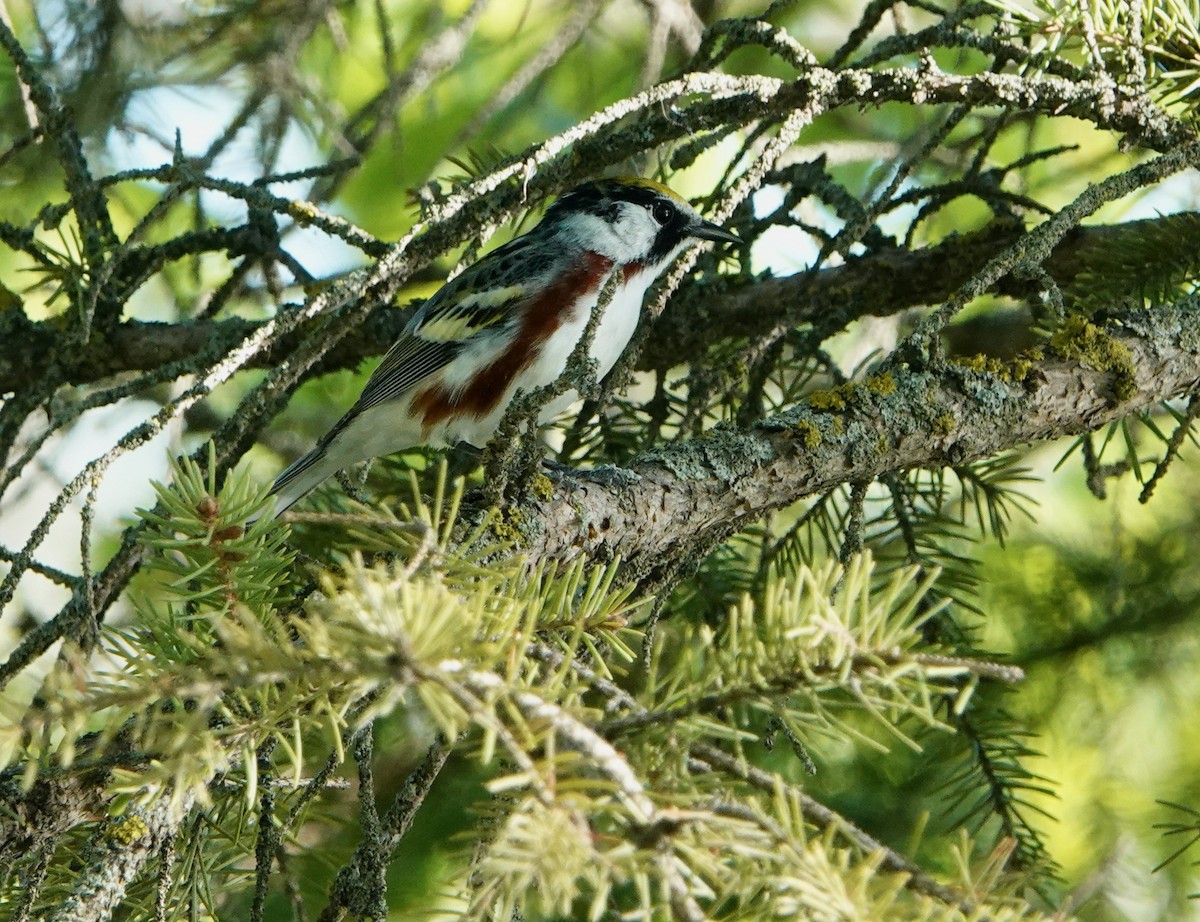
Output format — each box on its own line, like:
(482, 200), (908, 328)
(611, 175), (687, 204)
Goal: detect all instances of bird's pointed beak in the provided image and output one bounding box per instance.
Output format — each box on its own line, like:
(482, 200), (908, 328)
(690, 219), (741, 246)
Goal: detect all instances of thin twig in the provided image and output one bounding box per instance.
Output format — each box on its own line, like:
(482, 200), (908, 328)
(0, 0), (37, 129)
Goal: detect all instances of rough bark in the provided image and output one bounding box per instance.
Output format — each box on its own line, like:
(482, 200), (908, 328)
(520, 300), (1200, 571)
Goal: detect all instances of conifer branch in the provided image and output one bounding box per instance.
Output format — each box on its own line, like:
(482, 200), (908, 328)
(46, 793), (195, 922)
(688, 742), (978, 914)
(531, 637), (986, 915)
(318, 738), (452, 922)
(522, 298), (1200, 571)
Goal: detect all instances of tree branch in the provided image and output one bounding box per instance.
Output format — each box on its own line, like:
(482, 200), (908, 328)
(47, 793), (194, 922)
(0, 216), (1175, 394)
(518, 298), (1200, 572)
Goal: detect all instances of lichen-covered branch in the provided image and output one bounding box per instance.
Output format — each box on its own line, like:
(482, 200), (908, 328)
(47, 793), (194, 922)
(520, 299), (1200, 571)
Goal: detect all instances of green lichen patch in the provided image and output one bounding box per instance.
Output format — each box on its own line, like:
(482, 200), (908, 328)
(288, 200), (321, 225)
(531, 472), (555, 501)
(1007, 352), (1037, 384)
(794, 419), (822, 449)
(806, 380), (878, 412)
(866, 372), (896, 396)
(933, 413), (956, 437)
(808, 375), (898, 413)
(106, 814), (151, 846)
(952, 353), (1007, 377)
(806, 387), (848, 411)
(1049, 316), (1136, 402)
(490, 507), (528, 545)
(951, 347), (1046, 386)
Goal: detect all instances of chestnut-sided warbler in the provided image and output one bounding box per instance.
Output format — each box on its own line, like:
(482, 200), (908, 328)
(268, 177), (739, 515)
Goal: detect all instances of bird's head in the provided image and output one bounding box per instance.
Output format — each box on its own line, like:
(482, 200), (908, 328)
(541, 177), (740, 272)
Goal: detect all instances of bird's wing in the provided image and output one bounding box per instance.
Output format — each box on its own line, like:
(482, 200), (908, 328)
(348, 334), (460, 417)
(269, 237), (554, 511)
(351, 237), (541, 417)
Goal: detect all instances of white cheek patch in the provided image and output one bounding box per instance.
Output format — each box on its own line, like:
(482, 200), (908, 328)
(608, 205), (659, 261)
(559, 205), (659, 263)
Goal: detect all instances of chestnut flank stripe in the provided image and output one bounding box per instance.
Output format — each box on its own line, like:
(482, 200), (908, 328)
(411, 251), (614, 432)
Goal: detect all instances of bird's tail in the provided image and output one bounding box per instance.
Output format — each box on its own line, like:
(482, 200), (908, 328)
(265, 445), (343, 519)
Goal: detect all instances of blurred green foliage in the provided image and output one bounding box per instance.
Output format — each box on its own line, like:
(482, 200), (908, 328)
(2, 0), (1200, 918)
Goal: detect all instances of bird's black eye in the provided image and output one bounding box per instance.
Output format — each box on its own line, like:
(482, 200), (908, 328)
(652, 201), (675, 225)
